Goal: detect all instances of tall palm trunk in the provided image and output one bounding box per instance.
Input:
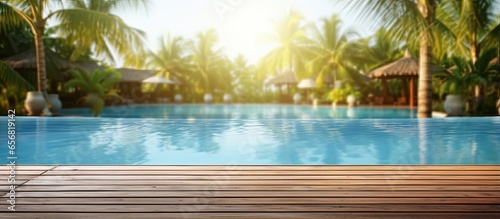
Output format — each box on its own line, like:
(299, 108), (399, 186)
(417, 0), (435, 118)
(34, 20), (51, 114)
(34, 29), (47, 93)
(470, 33), (481, 104)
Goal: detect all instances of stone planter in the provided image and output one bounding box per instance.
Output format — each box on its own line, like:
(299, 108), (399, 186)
(174, 94), (183, 103)
(293, 93), (302, 104)
(47, 94), (62, 115)
(347, 94), (357, 107)
(223, 94), (232, 103)
(204, 93), (213, 103)
(444, 94), (466, 116)
(24, 91), (46, 116)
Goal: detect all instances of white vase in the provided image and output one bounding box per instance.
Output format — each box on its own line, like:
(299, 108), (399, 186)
(313, 98), (318, 106)
(174, 94), (183, 103)
(24, 91), (46, 116)
(47, 94), (62, 115)
(293, 93), (302, 104)
(444, 94), (465, 116)
(223, 94), (232, 103)
(347, 94), (356, 107)
(204, 93), (213, 103)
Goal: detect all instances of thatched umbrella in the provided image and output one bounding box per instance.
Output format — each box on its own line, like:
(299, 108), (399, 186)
(115, 68), (155, 83)
(265, 71), (298, 86)
(142, 76), (177, 84)
(265, 71), (298, 103)
(367, 50), (447, 107)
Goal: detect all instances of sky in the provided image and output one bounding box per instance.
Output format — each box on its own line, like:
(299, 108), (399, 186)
(112, 0), (375, 67)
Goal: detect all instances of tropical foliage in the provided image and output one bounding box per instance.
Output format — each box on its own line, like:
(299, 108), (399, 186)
(65, 68), (122, 116)
(2, 0), (500, 115)
(259, 10), (315, 79)
(147, 34), (189, 82)
(438, 49), (500, 97)
(187, 29), (232, 95)
(0, 60), (34, 114)
(308, 15), (365, 88)
(0, 0), (146, 96)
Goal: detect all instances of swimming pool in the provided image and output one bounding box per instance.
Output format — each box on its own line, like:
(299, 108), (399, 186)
(3, 105), (499, 165)
(61, 104), (417, 119)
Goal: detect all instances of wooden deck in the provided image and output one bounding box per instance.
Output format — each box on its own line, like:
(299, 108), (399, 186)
(1, 165), (499, 218)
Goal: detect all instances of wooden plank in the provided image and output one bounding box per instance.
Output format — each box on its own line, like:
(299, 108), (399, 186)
(32, 175), (500, 180)
(0, 176), (42, 181)
(1, 204), (499, 212)
(12, 185), (500, 191)
(7, 191), (500, 198)
(0, 171), (48, 176)
(52, 165), (500, 171)
(0, 166), (55, 171)
(1, 165), (499, 218)
(41, 170), (500, 175)
(19, 179), (500, 186)
(1, 213), (500, 219)
(6, 197), (500, 205)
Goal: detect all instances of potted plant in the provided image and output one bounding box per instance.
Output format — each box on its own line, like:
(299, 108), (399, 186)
(438, 60), (487, 116)
(65, 68), (122, 116)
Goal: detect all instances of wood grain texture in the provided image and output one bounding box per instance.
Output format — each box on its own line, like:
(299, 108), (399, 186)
(0, 165), (499, 219)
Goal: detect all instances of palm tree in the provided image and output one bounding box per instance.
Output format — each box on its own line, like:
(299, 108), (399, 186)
(0, 0), (146, 115)
(438, 0), (500, 62)
(56, 0), (148, 66)
(307, 14), (369, 88)
(260, 10), (315, 79)
(147, 34), (190, 82)
(188, 29), (231, 95)
(356, 28), (405, 72)
(231, 54), (261, 101)
(0, 61), (34, 114)
(65, 68), (122, 116)
(341, 0), (439, 118)
(437, 0), (500, 101)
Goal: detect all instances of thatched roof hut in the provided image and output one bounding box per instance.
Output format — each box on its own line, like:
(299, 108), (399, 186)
(265, 71), (297, 86)
(73, 61), (105, 73)
(115, 68), (155, 82)
(368, 51), (447, 79)
(366, 51), (446, 107)
(1, 49), (73, 70)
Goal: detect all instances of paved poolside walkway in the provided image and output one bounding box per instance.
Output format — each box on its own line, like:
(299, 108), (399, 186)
(1, 165), (499, 218)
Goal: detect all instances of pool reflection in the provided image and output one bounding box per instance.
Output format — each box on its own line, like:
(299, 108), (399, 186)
(3, 117), (500, 165)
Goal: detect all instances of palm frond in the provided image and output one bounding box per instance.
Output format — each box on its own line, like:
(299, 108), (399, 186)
(0, 60), (34, 90)
(0, 1), (35, 33)
(52, 8), (146, 65)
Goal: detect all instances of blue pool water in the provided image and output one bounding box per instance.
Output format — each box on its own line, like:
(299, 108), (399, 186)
(61, 104), (417, 119)
(2, 105), (499, 165)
